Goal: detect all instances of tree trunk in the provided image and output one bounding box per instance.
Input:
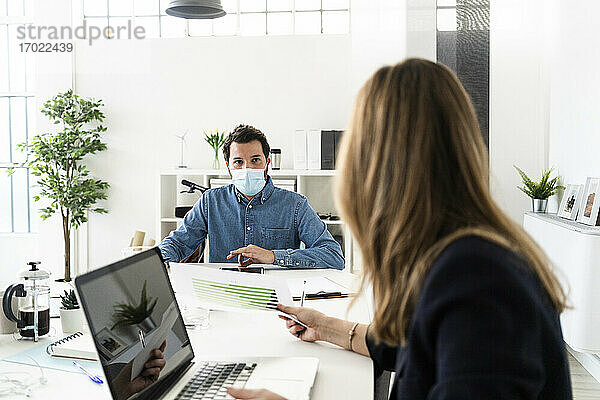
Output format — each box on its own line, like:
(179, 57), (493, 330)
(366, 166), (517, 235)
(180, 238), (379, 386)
(63, 215), (71, 282)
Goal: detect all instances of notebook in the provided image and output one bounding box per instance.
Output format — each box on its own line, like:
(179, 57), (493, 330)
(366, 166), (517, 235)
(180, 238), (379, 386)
(46, 331), (99, 361)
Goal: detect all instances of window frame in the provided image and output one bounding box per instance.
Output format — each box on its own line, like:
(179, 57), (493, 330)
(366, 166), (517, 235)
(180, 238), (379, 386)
(1, 0), (34, 234)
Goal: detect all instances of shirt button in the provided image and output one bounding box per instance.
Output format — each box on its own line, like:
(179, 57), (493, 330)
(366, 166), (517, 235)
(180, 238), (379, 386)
(247, 227), (251, 231)
(295, 262), (300, 266)
(249, 205), (253, 208)
(280, 260), (284, 264)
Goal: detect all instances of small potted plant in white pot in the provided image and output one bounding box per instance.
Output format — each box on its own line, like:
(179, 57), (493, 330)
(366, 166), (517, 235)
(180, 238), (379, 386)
(59, 289), (83, 333)
(514, 166), (565, 213)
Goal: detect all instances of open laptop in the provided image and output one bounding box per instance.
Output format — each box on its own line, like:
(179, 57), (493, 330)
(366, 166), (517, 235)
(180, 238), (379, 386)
(75, 247), (319, 400)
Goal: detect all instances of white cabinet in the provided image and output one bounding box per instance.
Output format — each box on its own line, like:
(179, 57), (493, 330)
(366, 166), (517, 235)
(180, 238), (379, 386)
(158, 169), (357, 271)
(523, 212), (600, 352)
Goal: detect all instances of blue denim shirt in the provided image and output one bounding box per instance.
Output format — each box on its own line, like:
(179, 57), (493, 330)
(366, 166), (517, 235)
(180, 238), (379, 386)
(159, 177), (345, 270)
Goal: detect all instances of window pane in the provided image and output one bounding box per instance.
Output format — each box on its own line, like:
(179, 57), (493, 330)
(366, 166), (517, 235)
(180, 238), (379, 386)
(107, 17), (133, 39)
(240, 0), (265, 12)
(213, 13), (237, 36)
(267, 12), (292, 35)
(135, 16), (160, 37)
(84, 0), (108, 17)
(10, 97), (26, 164)
(161, 15), (186, 37)
(109, 0), (133, 16)
(0, 172), (11, 232)
(86, 17), (109, 38)
(322, 0), (349, 9)
(188, 19), (212, 36)
(295, 11), (320, 34)
(0, 0), (6, 17)
(0, 98), (9, 163)
(12, 166), (28, 232)
(322, 10), (348, 34)
(437, 0), (456, 6)
(221, 0), (237, 14)
(134, 0), (158, 15)
(0, 26), (8, 93)
(437, 7), (456, 31)
(7, 0), (24, 16)
(240, 13), (265, 35)
(8, 25), (26, 92)
(295, 0), (320, 11)
(267, 0), (291, 12)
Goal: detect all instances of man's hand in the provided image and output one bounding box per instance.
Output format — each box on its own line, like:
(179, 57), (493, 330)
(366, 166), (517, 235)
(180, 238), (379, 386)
(227, 245), (275, 267)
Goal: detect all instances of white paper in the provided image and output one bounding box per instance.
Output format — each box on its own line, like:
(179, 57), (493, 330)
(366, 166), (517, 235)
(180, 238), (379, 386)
(287, 277), (351, 298)
(169, 264), (293, 313)
(130, 301), (179, 381)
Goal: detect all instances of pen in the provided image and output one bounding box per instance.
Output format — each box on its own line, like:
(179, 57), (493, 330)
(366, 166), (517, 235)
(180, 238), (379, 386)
(300, 280), (306, 307)
(139, 329), (146, 348)
(292, 292), (352, 301)
(73, 361), (103, 384)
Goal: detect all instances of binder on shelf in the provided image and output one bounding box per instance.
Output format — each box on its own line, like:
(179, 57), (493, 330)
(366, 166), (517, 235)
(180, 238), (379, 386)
(333, 130), (344, 166)
(320, 130), (336, 170)
(293, 129), (307, 170)
(307, 129), (321, 170)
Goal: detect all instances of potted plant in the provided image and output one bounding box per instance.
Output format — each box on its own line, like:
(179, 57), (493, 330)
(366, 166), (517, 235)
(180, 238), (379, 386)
(204, 129), (227, 169)
(514, 166), (565, 213)
(111, 281), (158, 334)
(59, 289), (83, 333)
(9, 90), (110, 282)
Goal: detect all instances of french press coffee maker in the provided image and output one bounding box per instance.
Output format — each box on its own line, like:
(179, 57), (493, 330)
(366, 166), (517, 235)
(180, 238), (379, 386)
(2, 261), (51, 341)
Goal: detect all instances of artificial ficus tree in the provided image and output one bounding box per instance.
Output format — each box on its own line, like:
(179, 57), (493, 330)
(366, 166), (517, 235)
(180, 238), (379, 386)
(10, 90), (110, 281)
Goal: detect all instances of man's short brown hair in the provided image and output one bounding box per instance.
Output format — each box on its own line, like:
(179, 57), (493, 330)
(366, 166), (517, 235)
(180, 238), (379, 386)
(223, 124), (271, 162)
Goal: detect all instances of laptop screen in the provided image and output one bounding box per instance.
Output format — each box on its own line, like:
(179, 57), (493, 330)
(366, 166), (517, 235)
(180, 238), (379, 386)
(75, 248), (194, 400)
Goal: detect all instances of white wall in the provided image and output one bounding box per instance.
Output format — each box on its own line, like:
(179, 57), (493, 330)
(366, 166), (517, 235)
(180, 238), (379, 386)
(489, 0), (553, 222)
(0, 0), (72, 283)
(72, 1), (406, 270)
(75, 35), (354, 268)
(2, 1), (407, 275)
(547, 0), (600, 187)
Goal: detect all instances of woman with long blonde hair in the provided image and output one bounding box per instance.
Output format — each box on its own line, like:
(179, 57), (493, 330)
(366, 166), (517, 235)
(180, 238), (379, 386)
(228, 58), (572, 399)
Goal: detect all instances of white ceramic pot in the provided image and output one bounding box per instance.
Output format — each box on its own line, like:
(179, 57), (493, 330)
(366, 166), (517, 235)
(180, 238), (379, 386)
(60, 307), (84, 333)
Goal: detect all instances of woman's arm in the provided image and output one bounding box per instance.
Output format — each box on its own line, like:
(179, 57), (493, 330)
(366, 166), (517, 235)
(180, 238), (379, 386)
(277, 304), (370, 356)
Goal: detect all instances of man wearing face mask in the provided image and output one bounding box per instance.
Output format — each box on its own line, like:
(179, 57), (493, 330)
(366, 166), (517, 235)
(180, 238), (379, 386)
(158, 124), (345, 270)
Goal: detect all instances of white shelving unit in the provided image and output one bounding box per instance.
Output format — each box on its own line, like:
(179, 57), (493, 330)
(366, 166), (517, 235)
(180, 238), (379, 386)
(523, 212), (600, 382)
(158, 169), (356, 271)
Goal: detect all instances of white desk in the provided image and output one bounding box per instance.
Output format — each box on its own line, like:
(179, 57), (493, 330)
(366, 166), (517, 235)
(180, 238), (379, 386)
(0, 268), (373, 400)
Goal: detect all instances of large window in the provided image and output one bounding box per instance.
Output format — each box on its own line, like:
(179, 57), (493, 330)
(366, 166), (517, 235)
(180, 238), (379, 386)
(82, 0), (350, 38)
(0, 0), (36, 233)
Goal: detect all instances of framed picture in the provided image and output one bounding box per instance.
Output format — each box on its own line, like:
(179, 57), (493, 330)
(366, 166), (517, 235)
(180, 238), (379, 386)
(96, 327), (128, 361)
(576, 177), (600, 226)
(557, 184), (583, 220)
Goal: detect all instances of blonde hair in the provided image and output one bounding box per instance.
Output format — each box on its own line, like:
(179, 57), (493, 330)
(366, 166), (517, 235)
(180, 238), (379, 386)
(335, 58), (567, 346)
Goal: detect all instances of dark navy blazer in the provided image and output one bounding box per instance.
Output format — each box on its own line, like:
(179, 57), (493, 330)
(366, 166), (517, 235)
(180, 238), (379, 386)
(366, 236), (572, 399)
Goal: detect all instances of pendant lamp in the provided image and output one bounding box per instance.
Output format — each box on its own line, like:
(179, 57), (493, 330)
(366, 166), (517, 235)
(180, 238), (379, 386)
(165, 0), (226, 19)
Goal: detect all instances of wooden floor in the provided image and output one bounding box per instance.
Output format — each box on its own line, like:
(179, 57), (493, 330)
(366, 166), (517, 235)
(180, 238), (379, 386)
(570, 353), (600, 399)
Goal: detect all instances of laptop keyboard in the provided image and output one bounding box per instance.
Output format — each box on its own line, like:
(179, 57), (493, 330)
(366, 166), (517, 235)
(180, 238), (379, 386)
(176, 362), (257, 400)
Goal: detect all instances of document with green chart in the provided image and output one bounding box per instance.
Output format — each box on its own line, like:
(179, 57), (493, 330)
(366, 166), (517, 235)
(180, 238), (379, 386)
(169, 264), (293, 312)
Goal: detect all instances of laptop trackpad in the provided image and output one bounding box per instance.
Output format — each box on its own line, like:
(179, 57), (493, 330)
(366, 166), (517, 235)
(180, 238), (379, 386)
(244, 357), (319, 399)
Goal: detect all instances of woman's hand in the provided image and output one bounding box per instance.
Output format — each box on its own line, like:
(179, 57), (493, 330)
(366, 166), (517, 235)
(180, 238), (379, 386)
(226, 387), (287, 400)
(277, 304), (329, 342)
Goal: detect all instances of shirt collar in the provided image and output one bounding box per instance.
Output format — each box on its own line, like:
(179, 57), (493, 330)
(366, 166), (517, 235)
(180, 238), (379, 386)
(234, 175), (275, 205)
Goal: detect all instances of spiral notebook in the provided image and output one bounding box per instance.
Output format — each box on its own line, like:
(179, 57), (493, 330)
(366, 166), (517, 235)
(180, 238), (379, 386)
(46, 331), (99, 361)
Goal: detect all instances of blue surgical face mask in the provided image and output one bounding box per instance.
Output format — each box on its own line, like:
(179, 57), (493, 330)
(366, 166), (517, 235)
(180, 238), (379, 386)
(230, 168), (266, 196)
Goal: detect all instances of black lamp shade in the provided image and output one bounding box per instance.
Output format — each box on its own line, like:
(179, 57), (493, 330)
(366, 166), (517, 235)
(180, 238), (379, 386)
(165, 0), (226, 19)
